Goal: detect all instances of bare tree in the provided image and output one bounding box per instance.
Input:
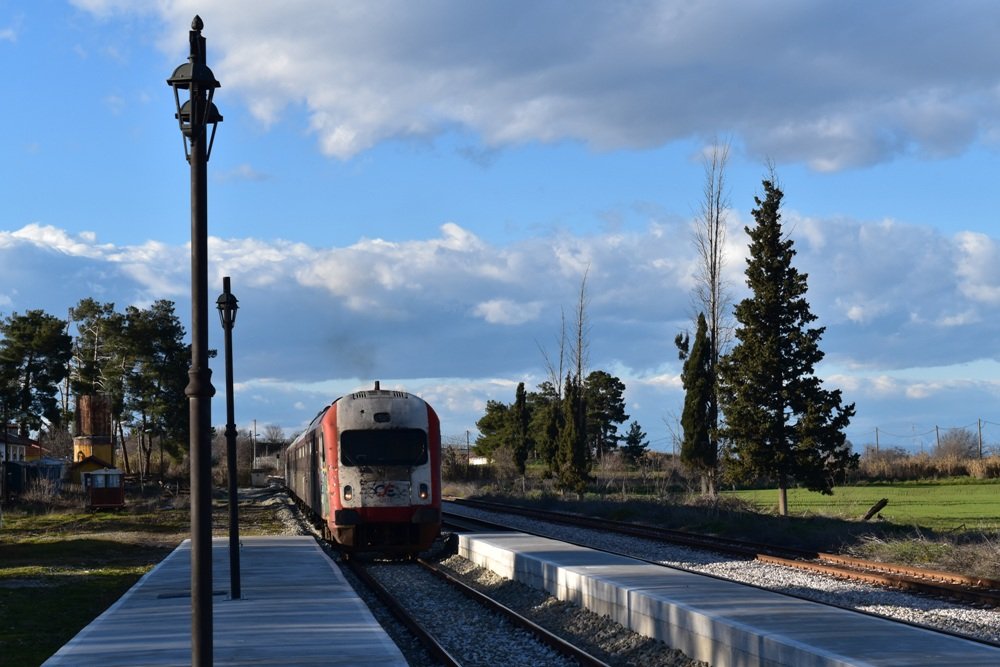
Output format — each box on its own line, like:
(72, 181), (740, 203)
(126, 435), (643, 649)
(538, 309), (567, 400)
(694, 140), (734, 363)
(934, 428), (979, 459)
(571, 267), (591, 384)
(538, 267), (590, 396)
(262, 424), (286, 444)
(677, 140), (734, 497)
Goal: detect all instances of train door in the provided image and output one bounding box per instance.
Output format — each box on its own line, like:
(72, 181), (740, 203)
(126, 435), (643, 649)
(309, 436), (320, 511)
(319, 431), (329, 520)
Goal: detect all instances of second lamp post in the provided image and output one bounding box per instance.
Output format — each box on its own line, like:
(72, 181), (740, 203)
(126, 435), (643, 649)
(217, 276), (240, 600)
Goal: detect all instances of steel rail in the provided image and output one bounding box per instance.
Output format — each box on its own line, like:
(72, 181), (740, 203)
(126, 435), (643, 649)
(817, 552), (1000, 590)
(417, 558), (613, 667)
(757, 553), (1000, 607)
(342, 558), (463, 667)
(448, 497), (815, 559)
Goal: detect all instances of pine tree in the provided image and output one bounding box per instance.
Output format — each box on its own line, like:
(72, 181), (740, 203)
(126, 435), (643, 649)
(718, 179), (857, 515)
(0, 310), (73, 436)
(680, 312), (716, 494)
(620, 421), (649, 463)
(474, 400), (512, 457)
(584, 370), (629, 459)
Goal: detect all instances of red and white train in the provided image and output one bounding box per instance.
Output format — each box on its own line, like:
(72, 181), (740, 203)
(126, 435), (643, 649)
(283, 382), (442, 556)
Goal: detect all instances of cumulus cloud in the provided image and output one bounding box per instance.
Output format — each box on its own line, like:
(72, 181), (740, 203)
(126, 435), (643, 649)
(5, 208), (1000, 443)
(2, 224), (111, 257)
(472, 299), (544, 325)
(8, 209), (999, 380)
(954, 231), (1000, 305)
(75, 1), (1000, 170)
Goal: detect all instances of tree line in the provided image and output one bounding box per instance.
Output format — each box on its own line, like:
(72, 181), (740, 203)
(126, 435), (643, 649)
(0, 298), (190, 474)
(673, 155), (857, 515)
(473, 150), (858, 515)
(474, 371), (651, 493)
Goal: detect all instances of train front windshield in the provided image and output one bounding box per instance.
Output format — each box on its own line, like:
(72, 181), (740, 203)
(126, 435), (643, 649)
(340, 429), (428, 466)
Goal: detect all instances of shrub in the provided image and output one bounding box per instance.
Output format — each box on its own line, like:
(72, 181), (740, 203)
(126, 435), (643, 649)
(20, 477), (61, 505)
(968, 456), (1000, 480)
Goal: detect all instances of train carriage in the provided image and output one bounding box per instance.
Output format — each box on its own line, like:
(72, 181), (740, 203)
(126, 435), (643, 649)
(284, 382), (442, 555)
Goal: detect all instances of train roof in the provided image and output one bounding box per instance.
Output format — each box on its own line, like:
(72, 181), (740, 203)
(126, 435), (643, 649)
(345, 380), (421, 402)
(347, 387), (410, 400)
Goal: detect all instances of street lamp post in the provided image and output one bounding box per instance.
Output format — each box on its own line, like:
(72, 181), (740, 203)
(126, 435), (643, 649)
(167, 15), (222, 667)
(217, 277), (240, 600)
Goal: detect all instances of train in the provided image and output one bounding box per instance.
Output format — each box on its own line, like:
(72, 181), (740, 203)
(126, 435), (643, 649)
(283, 381), (442, 556)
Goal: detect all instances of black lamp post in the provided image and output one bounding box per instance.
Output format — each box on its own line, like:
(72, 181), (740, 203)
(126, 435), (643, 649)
(216, 277), (240, 600)
(167, 15), (222, 667)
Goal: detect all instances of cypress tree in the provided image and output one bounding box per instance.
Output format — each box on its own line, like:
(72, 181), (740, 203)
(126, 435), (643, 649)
(680, 312), (716, 494)
(511, 382), (530, 475)
(718, 179), (857, 515)
(556, 375), (589, 495)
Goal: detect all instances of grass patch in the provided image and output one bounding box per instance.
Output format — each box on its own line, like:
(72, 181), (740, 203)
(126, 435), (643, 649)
(0, 565), (156, 666)
(725, 479), (1000, 532)
(471, 479), (1000, 580)
(474, 491), (914, 554)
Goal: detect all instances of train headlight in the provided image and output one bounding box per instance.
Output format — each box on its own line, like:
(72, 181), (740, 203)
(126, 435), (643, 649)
(419, 483), (429, 500)
(344, 485), (353, 501)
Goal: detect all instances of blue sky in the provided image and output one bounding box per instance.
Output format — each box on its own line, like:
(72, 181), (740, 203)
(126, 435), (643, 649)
(4, 1), (1000, 454)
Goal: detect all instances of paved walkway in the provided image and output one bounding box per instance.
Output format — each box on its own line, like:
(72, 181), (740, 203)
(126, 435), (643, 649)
(43, 535), (406, 666)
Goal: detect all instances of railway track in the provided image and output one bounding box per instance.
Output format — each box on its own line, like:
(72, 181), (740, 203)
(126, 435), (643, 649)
(342, 555), (612, 667)
(761, 552), (1000, 608)
(446, 497), (1000, 609)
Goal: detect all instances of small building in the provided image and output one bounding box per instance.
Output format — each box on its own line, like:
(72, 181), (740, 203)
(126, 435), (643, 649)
(1, 425), (28, 463)
(70, 455), (115, 485)
(2, 458), (65, 500)
(25, 441), (50, 461)
(82, 468), (126, 509)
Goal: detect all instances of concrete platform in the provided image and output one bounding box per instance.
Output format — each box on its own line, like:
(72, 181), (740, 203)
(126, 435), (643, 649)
(458, 532), (1000, 667)
(44, 536), (406, 666)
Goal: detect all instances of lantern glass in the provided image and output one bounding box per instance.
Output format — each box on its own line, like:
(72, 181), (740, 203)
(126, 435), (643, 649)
(216, 292), (239, 329)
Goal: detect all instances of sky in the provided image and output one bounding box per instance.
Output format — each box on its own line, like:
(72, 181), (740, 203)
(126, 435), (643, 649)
(3, 0), (1000, 454)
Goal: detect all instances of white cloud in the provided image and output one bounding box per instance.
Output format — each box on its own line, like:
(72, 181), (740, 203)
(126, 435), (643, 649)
(6, 208), (1000, 445)
(954, 231), (1000, 305)
(906, 382), (944, 400)
(70, 1), (1000, 169)
(3, 224), (112, 257)
(472, 299), (543, 325)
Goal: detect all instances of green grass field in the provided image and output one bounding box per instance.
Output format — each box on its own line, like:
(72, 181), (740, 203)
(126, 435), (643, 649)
(725, 478), (1000, 532)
